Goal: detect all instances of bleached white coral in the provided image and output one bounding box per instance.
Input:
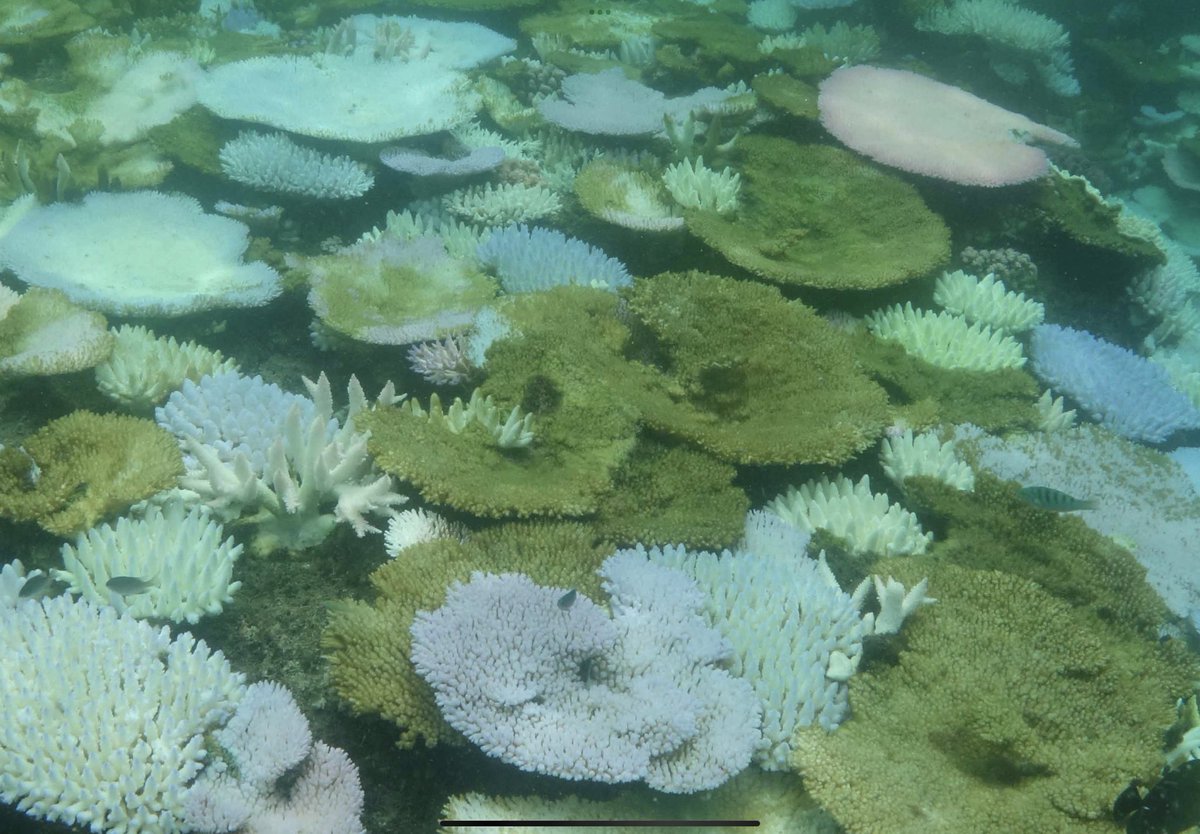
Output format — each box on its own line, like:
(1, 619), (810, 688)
(662, 156), (741, 214)
(916, 0), (1079, 95)
(866, 302), (1026, 371)
(932, 270), (1044, 332)
(156, 371), (408, 553)
(54, 502), (242, 624)
(647, 511), (930, 769)
(1035, 389), (1077, 432)
(183, 681), (366, 834)
(768, 474), (933, 556)
(95, 324), (237, 410)
(405, 388), (534, 448)
(0, 595), (244, 834)
(197, 54), (481, 142)
(0, 192), (281, 317)
(220, 131), (374, 199)
(444, 182), (562, 226)
(384, 508), (466, 557)
(880, 428), (975, 491)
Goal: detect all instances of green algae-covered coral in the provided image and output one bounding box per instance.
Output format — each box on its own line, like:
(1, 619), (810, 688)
(592, 438), (749, 549)
(291, 235), (497, 346)
(851, 328), (1040, 433)
(792, 563), (1196, 833)
(362, 287), (646, 517)
(322, 522), (612, 748)
(901, 474), (1171, 635)
(628, 271), (891, 465)
(0, 410), (183, 536)
(685, 136), (951, 290)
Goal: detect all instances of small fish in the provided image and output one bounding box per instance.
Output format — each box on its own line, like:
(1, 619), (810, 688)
(1018, 485), (1096, 512)
(17, 573), (50, 599)
(557, 589), (577, 610)
(106, 574), (158, 596)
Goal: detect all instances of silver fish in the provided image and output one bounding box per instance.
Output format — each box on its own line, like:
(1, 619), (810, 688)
(1018, 485), (1096, 512)
(557, 589), (577, 610)
(17, 573), (50, 599)
(106, 575), (157, 596)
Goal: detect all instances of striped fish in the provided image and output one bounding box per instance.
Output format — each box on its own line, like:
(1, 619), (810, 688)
(1018, 485), (1096, 512)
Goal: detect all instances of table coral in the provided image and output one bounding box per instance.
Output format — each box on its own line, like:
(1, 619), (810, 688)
(628, 271), (890, 465)
(684, 136), (950, 290)
(322, 523), (611, 749)
(365, 287), (647, 517)
(0, 411), (182, 536)
(792, 563), (1195, 833)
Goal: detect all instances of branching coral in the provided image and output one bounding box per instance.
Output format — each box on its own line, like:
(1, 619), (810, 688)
(322, 523), (612, 748)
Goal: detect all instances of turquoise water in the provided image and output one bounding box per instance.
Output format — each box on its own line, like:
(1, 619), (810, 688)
(2, 0), (1200, 832)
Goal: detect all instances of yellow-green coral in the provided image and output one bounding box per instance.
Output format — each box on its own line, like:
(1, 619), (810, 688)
(901, 474), (1171, 635)
(592, 439), (749, 549)
(851, 329), (1040, 432)
(365, 287), (649, 517)
(792, 563), (1195, 833)
(322, 522), (612, 748)
(0, 286), (112, 378)
(628, 271), (891, 465)
(0, 410), (183, 536)
(684, 137), (950, 290)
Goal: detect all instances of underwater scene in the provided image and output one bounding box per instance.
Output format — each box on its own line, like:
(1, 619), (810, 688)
(4, 0), (1200, 832)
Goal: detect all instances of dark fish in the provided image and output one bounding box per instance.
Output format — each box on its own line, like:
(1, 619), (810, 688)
(557, 589), (577, 610)
(106, 575), (157, 596)
(17, 573), (49, 599)
(1116, 759), (1200, 834)
(1018, 485), (1096, 512)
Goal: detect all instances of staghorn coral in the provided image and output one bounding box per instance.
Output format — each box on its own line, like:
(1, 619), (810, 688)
(322, 522), (612, 749)
(791, 563), (1195, 833)
(0, 411), (183, 537)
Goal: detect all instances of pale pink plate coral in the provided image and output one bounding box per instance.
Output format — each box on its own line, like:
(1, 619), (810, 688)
(818, 65), (1078, 186)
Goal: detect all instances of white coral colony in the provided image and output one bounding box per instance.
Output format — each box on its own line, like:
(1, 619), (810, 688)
(0, 192), (281, 316)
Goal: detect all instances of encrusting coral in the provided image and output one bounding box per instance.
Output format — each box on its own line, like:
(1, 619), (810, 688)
(791, 563), (1196, 833)
(0, 411), (183, 536)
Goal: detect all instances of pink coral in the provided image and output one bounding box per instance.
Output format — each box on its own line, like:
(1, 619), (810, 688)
(817, 65), (1078, 186)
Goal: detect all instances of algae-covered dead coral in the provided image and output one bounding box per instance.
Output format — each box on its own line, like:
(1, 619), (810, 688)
(684, 136), (951, 290)
(322, 522), (612, 749)
(362, 287), (648, 517)
(627, 271), (891, 465)
(792, 563), (1196, 834)
(0, 410), (183, 536)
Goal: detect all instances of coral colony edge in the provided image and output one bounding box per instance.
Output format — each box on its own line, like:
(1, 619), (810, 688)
(4, 0), (1200, 833)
